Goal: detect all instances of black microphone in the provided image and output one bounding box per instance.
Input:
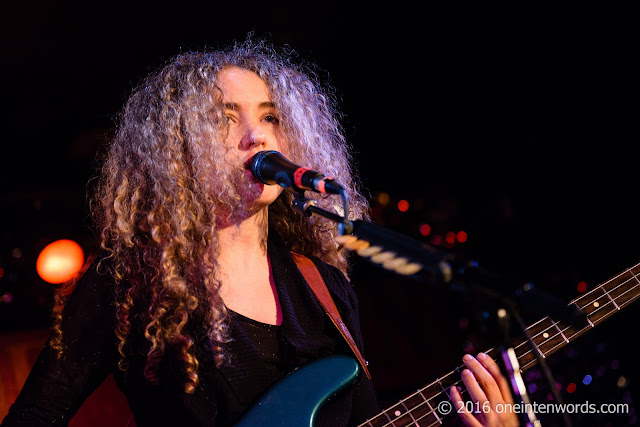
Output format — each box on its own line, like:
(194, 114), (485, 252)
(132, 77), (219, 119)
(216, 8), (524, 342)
(247, 151), (345, 195)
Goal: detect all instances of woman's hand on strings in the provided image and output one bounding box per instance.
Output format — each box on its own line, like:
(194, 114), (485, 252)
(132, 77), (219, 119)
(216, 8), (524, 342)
(449, 353), (520, 427)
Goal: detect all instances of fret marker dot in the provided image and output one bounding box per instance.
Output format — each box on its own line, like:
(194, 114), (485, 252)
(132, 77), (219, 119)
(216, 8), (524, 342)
(543, 332), (549, 339)
(394, 410), (401, 416)
(593, 302), (600, 308)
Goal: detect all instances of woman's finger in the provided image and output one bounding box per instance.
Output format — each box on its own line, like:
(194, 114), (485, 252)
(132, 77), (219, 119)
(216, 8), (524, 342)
(460, 367), (490, 409)
(462, 354), (503, 405)
(477, 352), (515, 405)
(450, 385), (482, 427)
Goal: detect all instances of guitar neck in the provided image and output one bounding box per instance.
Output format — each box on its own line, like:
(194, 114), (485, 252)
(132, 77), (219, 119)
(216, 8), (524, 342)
(359, 262), (640, 426)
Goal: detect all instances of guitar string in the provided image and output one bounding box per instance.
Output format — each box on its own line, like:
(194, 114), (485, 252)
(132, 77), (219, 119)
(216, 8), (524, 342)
(492, 271), (640, 365)
(369, 274), (640, 427)
(362, 319), (559, 425)
(520, 277), (640, 371)
(419, 274), (640, 425)
(394, 318), (565, 427)
(569, 263), (640, 308)
(360, 268), (640, 426)
(518, 272), (640, 361)
(512, 273), (640, 373)
(374, 383), (470, 427)
(413, 414), (442, 427)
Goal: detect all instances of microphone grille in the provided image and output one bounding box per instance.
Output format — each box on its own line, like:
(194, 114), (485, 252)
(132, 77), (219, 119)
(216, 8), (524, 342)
(248, 150), (281, 184)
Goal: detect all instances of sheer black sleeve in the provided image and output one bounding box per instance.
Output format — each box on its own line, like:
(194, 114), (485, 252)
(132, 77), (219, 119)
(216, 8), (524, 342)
(2, 264), (118, 426)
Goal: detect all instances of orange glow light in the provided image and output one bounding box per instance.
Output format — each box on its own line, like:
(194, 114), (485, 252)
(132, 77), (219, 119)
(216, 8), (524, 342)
(36, 239), (85, 284)
(377, 192), (390, 206)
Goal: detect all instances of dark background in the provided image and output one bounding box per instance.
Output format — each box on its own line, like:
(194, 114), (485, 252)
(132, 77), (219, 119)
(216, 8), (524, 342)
(1, 1), (639, 425)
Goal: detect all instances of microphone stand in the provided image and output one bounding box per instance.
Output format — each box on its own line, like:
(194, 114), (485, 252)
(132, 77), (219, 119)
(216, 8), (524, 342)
(498, 307), (543, 427)
(291, 190), (580, 427)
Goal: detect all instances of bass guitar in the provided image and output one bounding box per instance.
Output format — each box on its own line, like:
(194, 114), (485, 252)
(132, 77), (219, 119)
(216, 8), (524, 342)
(236, 261), (640, 426)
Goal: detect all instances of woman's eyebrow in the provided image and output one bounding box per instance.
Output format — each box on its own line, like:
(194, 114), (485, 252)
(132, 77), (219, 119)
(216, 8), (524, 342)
(259, 102), (276, 109)
(223, 101), (276, 110)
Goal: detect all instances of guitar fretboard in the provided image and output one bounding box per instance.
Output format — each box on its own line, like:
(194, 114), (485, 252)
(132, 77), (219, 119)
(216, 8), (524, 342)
(359, 262), (640, 427)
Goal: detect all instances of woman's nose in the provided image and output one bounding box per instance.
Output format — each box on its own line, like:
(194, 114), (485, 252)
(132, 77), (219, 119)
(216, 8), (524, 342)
(241, 125), (267, 150)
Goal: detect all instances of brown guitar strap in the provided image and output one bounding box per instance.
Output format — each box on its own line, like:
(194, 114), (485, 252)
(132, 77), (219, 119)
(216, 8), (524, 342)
(291, 252), (372, 380)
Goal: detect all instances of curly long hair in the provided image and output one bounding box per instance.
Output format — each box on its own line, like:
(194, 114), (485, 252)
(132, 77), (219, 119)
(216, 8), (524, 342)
(52, 40), (369, 393)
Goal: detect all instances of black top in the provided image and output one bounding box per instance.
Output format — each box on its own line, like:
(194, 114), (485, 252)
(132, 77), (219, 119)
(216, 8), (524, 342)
(2, 230), (378, 426)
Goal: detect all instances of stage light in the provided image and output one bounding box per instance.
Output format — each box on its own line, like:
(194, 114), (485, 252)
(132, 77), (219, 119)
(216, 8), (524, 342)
(617, 376), (629, 388)
(36, 239), (85, 284)
(577, 281), (587, 293)
(445, 231), (456, 245)
(397, 200), (409, 212)
(566, 383), (577, 393)
(419, 223), (431, 236)
(456, 231), (468, 243)
(376, 192), (390, 206)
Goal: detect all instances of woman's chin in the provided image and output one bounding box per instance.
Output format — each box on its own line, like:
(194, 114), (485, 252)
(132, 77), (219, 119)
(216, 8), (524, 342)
(252, 188), (282, 209)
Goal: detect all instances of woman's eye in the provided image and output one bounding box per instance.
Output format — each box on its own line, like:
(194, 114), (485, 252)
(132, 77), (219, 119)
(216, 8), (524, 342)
(264, 115), (280, 124)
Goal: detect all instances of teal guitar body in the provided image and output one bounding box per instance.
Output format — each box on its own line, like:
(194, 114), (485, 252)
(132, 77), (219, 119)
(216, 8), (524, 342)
(235, 355), (360, 427)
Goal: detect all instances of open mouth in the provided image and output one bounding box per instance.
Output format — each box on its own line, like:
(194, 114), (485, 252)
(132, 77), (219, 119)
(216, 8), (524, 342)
(245, 169), (264, 189)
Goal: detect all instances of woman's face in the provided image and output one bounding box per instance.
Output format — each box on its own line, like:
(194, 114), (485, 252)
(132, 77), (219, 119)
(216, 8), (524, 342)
(217, 66), (285, 210)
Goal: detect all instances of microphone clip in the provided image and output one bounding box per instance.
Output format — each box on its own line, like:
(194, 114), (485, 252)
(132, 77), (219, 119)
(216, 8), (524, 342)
(291, 191), (353, 235)
(291, 192), (317, 217)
